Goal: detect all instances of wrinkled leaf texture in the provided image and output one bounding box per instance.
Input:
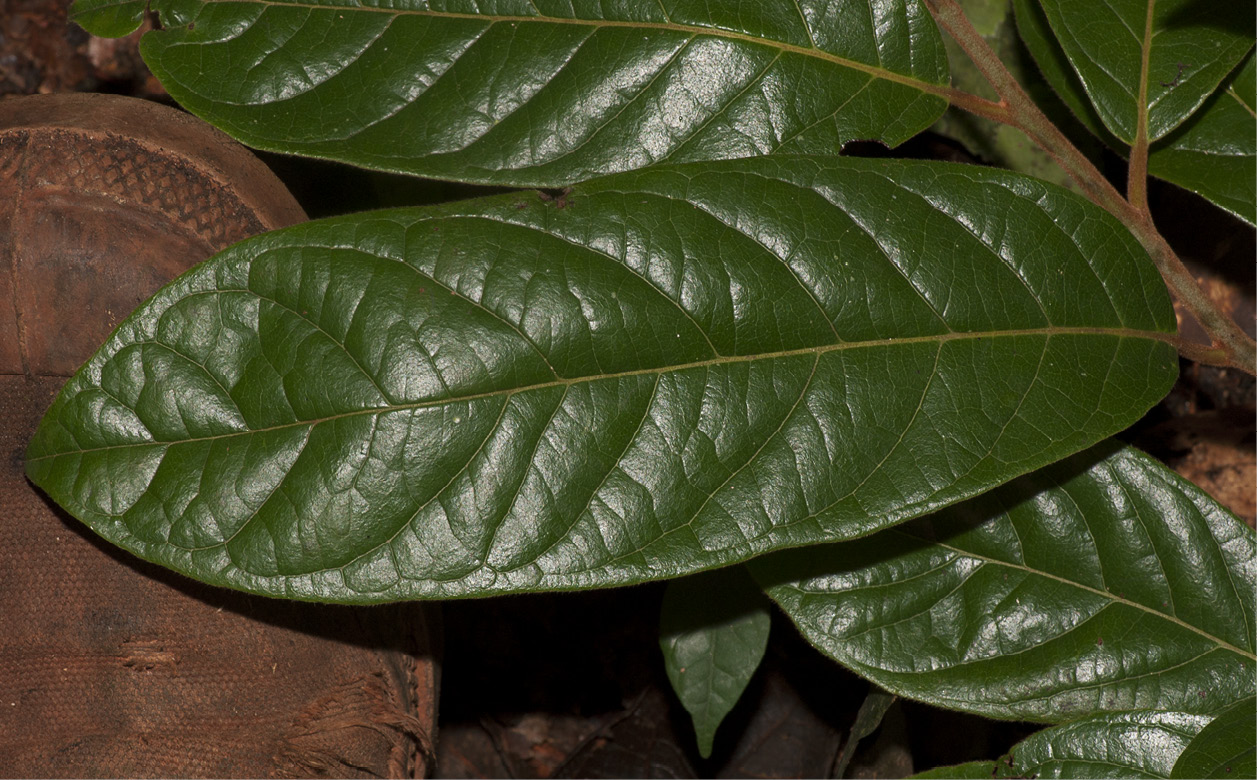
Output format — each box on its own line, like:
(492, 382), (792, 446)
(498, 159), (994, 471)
(1015, 0), (1257, 225)
(913, 710), (1213, 779)
(755, 444), (1256, 722)
(659, 566), (771, 758)
(1035, 0), (1254, 144)
(72, 0), (950, 187)
(26, 158), (1178, 603)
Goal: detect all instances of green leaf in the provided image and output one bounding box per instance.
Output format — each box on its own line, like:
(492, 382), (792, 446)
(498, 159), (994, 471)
(832, 687), (897, 779)
(916, 711), (1213, 779)
(1015, 0), (1257, 225)
(1146, 53), (1257, 226)
(911, 760), (995, 778)
(71, 0), (148, 37)
(659, 566), (771, 758)
(1011, 0), (1131, 146)
(25, 157), (1178, 603)
(72, 0), (950, 188)
(755, 443), (1256, 721)
(1035, 0), (1254, 143)
(1171, 697), (1257, 779)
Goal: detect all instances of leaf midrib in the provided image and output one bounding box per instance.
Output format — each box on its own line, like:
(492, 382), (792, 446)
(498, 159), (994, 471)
(165, 0), (952, 100)
(1134, 0), (1156, 144)
(28, 324), (1171, 462)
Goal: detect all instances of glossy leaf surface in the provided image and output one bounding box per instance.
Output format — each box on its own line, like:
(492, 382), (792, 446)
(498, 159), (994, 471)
(71, 0), (949, 188)
(26, 157), (1177, 603)
(1036, 0), (1254, 143)
(659, 566), (770, 757)
(755, 444), (1256, 721)
(1015, 0), (1257, 225)
(1171, 697), (1257, 779)
(1146, 54), (1257, 225)
(914, 711), (1212, 779)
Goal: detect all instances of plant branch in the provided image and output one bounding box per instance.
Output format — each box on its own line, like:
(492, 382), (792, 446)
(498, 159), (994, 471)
(923, 0), (1256, 376)
(922, 0), (1132, 217)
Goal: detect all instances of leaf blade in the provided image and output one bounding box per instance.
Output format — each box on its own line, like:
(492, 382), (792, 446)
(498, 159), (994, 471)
(1036, 0), (1254, 143)
(754, 443), (1256, 721)
(1171, 697), (1257, 779)
(916, 710), (1213, 779)
(1015, 0), (1256, 225)
(832, 687), (897, 779)
(70, 0), (951, 187)
(659, 567), (771, 758)
(71, 0), (148, 36)
(1145, 53), (1257, 225)
(26, 158), (1178, 602)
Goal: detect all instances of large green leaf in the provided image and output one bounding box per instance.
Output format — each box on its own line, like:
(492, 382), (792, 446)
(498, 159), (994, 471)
(659, 566), (771, 758)
(1015, 0), (1257, 225)
(755, 444), (1256, 721)
(1171, 697), (1257, 779)
(1036, 0), (1254, 143)
(70, 0), (950, 188)
(914, 711), (1212, 779)
(25, 157), (1177, 603)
